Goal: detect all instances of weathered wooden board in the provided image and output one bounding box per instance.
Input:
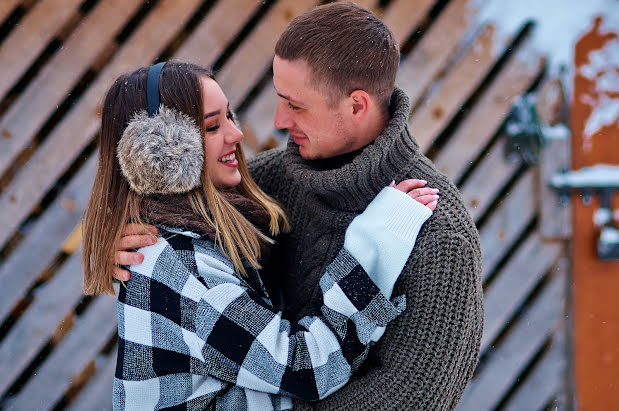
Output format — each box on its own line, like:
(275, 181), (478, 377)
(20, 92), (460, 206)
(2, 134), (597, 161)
(397, 0), (479, 108)
(537, 78), (572, 240)
(67, 348), (117, 411)
(0, 156), (95, 322)
(571, 17), (619, 409)
(6, 295), (117, 410)
(459, 138), (521, 222)
(0, 250), (85, 395)
(503, 324), (568, 411)
(481, 233), (562, 352)
(410, 23), (514, 151)
(458, 262), (566, 411)
(0, 0), (23, 25)
(478, 168), (537, 281)
(0, 0), (83, 101)
(216, 0), (319, 108)
(0, 0), (204, 248)
(175, 0), (264, 65)
(0, 0), (144, 177)
(433, 39), (545, 182)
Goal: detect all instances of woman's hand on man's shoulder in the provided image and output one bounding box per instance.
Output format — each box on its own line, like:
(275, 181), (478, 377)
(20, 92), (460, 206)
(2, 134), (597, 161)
(112, 223), (159, 281)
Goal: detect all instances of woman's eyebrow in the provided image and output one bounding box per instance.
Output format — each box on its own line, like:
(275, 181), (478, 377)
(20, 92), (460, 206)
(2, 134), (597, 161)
(204, 110), (221, 119)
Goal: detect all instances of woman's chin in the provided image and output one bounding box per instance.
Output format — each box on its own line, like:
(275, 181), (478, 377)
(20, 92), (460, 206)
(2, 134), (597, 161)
(213, 174), (242, 189)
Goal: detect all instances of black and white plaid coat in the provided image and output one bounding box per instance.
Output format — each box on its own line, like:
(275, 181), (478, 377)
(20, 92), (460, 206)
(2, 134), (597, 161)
(113, 225), (407, 410)
(113, 186), (433, 410)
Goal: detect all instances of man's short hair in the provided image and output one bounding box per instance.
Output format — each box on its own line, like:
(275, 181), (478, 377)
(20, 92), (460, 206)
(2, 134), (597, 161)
(275, 2), (400, 111)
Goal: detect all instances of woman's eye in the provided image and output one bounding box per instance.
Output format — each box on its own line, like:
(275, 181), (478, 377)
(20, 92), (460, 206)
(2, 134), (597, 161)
(206, 125), (219, 132)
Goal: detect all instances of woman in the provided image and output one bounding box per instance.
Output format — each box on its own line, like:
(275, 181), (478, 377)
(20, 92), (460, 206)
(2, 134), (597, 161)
(82, 61), (437, 410)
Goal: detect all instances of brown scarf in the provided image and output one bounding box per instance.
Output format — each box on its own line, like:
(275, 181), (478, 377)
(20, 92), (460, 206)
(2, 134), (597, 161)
(140, 191), (272, 259)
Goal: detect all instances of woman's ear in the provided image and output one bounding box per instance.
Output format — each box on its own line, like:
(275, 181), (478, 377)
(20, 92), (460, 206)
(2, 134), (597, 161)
(349, 90), (371, 119)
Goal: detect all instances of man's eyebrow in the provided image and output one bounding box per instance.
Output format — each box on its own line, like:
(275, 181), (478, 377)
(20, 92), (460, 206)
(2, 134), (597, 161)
(276, 92), (303, 106)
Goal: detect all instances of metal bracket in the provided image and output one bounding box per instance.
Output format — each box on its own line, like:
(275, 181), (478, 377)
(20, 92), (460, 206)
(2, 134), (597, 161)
(550, 164), (619, 261)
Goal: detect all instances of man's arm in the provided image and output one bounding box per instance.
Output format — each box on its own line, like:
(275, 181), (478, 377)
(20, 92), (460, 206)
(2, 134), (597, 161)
(294, 230), (484, 410)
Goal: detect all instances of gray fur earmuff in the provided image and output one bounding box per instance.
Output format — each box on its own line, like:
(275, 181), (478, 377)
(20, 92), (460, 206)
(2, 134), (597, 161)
(117, 104), (204, 195)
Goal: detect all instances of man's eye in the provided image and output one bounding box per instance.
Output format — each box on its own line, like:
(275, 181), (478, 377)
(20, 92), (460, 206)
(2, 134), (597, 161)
(206, 125), (219, 132)
(288, 102), (300, 111)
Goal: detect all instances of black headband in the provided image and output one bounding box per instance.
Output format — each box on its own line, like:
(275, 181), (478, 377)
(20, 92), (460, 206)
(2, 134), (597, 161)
(146, 62), (166, 117)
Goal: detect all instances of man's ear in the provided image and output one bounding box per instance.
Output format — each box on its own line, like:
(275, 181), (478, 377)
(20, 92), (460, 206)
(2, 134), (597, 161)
(349, 90), (371, 119)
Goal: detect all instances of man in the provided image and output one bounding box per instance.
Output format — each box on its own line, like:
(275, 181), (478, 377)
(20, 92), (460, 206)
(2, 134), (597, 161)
(117, 3), (483, 409)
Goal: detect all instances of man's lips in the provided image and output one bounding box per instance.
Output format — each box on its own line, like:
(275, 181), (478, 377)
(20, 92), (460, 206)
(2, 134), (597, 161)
(290, 133), (307, 144)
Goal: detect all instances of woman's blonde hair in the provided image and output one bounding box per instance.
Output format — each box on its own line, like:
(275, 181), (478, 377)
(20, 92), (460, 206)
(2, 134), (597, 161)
(83, 62), (289, 295)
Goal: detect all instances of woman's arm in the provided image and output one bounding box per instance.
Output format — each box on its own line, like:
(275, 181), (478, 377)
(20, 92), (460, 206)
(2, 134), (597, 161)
(196, 187), (431, 400)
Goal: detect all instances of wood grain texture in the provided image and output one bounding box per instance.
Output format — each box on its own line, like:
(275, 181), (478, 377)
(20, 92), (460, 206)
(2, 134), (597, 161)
(0, 0), (144, 177)
(7, 295), (117, 410)
(571, 17), (619, 410)
(0, 0), (83, 100)
(0, 0), (203, 248)
(458, 263), (566, 411)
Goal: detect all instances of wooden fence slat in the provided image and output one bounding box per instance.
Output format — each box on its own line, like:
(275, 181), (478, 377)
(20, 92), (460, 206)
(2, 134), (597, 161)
(479, 168), (537, 281)
(537, 78), (572, 240)
(241, 85), (280, 151)
(381, 0), (436, 44)
(0, 0), (144, 178)
(0, 250), (84, 395)
(216, 0), (319, 108)
(0, 0), (22, 25)
(175, 0), (263, 65)
(410, 23), (514, 152)
(503, 325), (567, 411)
(0, 0), (83, 101)
(68, 350), (116, 411)
(396, 0), (479, 108)
(0, 156), (95, 322)
(433, 41), (544, 182)
(459, 139), (521, 222)
(457, 264), (566, 411)
(0, 0), (203, 248)
(481, 233), (562, 352)
(7, 295), (117, 410)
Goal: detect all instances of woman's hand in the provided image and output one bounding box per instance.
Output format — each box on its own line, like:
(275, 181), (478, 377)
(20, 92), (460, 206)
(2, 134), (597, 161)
(390, 179), (439, 211)
(112, 223), (159, 281)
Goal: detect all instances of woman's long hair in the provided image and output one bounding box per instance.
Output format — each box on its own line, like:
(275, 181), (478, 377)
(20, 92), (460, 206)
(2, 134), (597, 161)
(83, 61), (289, 295)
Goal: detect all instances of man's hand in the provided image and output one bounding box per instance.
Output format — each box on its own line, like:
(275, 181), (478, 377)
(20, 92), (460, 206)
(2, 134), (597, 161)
(390, 179), (439, 211)
(113, 223), (159, 281)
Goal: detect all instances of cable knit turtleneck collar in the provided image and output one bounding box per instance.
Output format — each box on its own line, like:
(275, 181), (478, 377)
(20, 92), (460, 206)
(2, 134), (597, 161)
(283, 88), (421, 211)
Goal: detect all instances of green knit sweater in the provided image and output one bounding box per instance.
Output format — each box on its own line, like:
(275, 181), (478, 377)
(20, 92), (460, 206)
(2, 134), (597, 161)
(248, 88), (483, 410)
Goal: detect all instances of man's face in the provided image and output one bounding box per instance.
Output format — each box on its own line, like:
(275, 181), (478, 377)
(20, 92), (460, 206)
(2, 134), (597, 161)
(272, 56), (357, 160)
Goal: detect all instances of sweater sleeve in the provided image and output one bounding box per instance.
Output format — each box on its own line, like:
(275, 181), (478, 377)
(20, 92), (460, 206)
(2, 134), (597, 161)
(293, 230), (484, 410)
(194, 190), (431, 401)
(344, 187), (432, 298)
(195, 248), (404, 401)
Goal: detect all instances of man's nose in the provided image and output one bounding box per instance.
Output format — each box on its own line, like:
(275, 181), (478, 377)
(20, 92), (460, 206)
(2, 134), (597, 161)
(274, 100), (293, 130)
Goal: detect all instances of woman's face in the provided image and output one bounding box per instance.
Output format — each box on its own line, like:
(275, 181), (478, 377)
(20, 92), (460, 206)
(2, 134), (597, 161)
(200, 76), (243, 188)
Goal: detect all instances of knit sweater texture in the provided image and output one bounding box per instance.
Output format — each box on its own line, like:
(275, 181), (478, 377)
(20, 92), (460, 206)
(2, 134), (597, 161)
(248, 88), (484, 410)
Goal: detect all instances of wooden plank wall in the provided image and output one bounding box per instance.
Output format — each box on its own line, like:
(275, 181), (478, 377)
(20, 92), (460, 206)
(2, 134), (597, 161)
(0, 0), (572, 409)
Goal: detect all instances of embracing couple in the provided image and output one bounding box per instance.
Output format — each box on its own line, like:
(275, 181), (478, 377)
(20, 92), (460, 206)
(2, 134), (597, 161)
(82, 2), (483, 410)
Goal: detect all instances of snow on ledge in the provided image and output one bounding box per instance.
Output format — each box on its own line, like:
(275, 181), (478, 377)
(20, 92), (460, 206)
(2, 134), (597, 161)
(550, 164), (619, 188)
